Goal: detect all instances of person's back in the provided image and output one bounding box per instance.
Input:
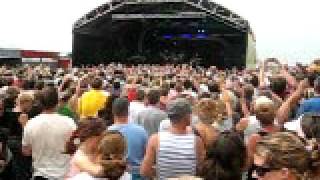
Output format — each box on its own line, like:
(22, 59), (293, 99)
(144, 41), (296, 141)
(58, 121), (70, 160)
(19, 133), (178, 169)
(78, 78), (107, 119)
(108, 123), (147, 176)
(297, 76), (320, 117)
(137, 106), (167, 136)
(157, 131), (196, 180)
(129, 100), (145, 124)
(140, 98), (205, 180)
(110, 98), (148, 179)
(297, 97), (320, 116)
(79, 90), (106, 118)
(136, 89), (167, 136)
(22, 87), (76, 179)
(23, 113), (76, 179)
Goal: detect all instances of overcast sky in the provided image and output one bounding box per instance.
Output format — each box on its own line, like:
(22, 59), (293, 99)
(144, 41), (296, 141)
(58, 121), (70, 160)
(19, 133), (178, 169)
(0, 0), (319, 64)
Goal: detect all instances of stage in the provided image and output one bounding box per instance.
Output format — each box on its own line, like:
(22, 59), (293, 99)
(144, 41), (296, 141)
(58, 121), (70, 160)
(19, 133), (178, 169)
(72, 0), (256, 68)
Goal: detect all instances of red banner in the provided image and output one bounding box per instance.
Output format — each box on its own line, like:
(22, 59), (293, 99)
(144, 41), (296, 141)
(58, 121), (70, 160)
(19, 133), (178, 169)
(21, 50), (59, 58)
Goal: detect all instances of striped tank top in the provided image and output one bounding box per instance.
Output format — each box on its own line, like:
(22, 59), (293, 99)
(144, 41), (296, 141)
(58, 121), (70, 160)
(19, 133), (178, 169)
(157, 131), (197, 180)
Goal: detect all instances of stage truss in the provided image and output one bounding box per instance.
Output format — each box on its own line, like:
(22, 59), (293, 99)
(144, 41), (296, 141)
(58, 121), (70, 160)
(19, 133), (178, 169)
(73, 0), (249, 33)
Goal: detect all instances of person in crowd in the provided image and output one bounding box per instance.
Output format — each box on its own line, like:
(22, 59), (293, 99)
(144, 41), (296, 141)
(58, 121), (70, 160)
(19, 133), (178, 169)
(159, 87), (169, 111)
(15, 93), (43, 126)
(254, 132), (318, 180)
(108, 98), (148, 180)
(246, 96), (281, 179)
(0, 98), (14, 132)
(128, 89), (145, 124)
(296, 76), (320, 117)
(299, 113), (320, 178)
(98, 94), (116, 127)
(78, 77), (108, 120)
(141, 98), (205, 179)
(68, 76), (88, 118)
(57, 89), (76, 119)
(192, 98), (220, 147)
(136, 88), (167, 136)
(70, 130), (129, 180)
(200, 131), (246, 180)
(22, 87), (77, 180)
(10, 93), (37, 180)
(0, 128), (13, 180)
(65, 117), (106, 179)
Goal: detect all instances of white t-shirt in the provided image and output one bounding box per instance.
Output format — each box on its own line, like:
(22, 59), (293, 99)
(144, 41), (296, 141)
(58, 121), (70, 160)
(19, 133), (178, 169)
(128, 101), (145, 124)
(284, 115), (305, 138)
(243, 116), (262, 143)
(22, 113), (77, 179)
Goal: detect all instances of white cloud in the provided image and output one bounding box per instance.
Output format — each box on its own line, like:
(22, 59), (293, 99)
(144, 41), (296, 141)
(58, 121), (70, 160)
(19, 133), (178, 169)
(0, 0), (319, 64)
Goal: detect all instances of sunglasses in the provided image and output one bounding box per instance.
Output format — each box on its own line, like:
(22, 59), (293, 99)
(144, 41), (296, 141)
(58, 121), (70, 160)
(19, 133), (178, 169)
(253, 164), (279, 177)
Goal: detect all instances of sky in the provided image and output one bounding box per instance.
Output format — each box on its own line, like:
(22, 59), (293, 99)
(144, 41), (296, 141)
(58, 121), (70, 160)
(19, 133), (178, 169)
(0, 0), (319, 64)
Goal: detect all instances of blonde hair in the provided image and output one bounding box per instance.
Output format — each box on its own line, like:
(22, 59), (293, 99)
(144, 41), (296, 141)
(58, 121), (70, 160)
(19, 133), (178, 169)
(195, 98), (226, 125)
(18, 93), (34, 103)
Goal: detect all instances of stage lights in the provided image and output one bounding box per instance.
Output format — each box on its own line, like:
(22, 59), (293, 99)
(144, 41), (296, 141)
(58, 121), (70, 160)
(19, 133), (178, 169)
(162, 31), (207, 39)
(163, 34), (173, 39)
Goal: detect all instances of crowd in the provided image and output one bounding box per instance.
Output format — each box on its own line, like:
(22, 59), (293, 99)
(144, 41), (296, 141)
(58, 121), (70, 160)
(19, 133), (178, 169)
(0, 59), (319, 180)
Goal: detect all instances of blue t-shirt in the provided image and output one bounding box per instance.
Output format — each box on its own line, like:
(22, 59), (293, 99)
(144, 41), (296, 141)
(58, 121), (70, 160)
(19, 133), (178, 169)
(108, 124), (147, 174)
(296, 97), (320, 117)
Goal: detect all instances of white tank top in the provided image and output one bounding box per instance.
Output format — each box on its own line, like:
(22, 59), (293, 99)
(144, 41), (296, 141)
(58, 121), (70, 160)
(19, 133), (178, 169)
(157, 131), (196, 180)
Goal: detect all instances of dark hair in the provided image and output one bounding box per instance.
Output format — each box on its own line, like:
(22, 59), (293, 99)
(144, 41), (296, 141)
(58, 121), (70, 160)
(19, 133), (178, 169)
(112, 98), (129, 117)
(314, 76), (320, 93)
(208, 82), (220, 93)
(65, 117), (106, 154)
(22, 79), (35, 90)
(35, 81), (45, 90)
(250, 75), (259, 88)
(91, 77), (103, 89)
(146, 89), (160, 105)
(270, 77), (287, 96)
(136, 89), (145, 101)
(40, 87), (59, 110)
(99, 95), (116, 127)
(200, 131), (246, 180)
(183, 80), (193, 90)
(160, 87), (169, 97)
(0, 128), (9, 162)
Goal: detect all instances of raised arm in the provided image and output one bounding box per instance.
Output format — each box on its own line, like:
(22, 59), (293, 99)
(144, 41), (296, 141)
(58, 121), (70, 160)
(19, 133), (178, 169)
(221, 88), (233, 119)
(280, 65), (297, 89)
(259, 61), (266, 88)
(276, 79), (308, 125)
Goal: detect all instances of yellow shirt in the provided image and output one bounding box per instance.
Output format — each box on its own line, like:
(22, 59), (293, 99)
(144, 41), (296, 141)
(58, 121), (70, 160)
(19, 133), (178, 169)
(78, 89), (107, 120)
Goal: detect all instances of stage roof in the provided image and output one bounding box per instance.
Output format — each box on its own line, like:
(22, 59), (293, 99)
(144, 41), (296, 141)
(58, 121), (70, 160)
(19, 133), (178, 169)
(73, 0), (250, 34)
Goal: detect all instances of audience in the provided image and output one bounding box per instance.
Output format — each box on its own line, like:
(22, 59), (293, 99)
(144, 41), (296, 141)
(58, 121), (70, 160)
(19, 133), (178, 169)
(0, 59), (319, 180)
